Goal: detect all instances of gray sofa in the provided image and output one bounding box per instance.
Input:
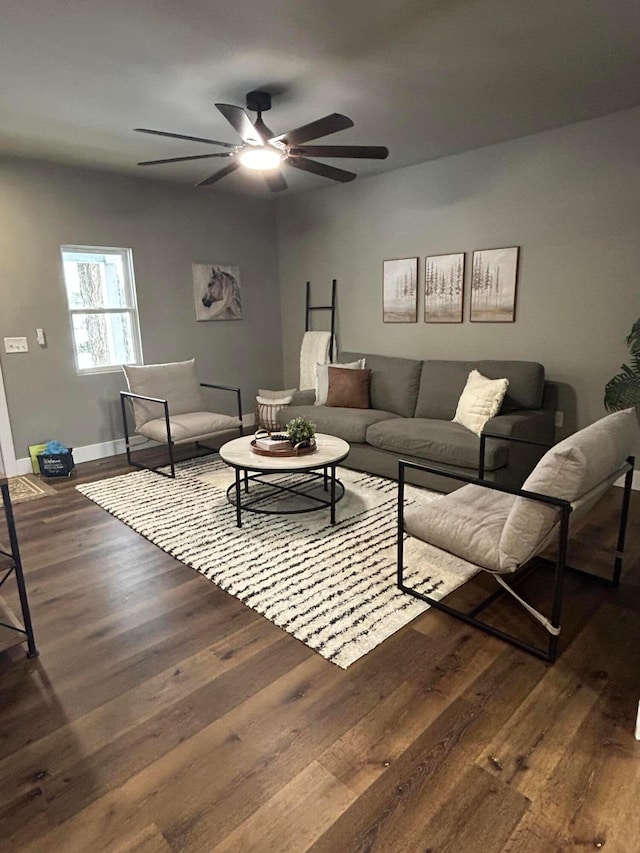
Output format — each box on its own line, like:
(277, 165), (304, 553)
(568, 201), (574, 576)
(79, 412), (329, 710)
(279, 351), (558, 492)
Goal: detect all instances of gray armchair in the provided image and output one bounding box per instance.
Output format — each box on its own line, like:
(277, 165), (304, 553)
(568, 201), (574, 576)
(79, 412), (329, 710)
(397, 408), (637, 662)
(120, 359), (243, 477)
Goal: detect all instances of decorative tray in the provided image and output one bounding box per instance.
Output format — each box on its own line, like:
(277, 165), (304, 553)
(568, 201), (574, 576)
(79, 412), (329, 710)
(250, 437), (317, 458)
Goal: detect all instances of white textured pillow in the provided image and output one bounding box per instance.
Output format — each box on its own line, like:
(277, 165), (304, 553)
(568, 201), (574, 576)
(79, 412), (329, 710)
(453, 369), (509, 435)
(315, 359), (366, 405)
(256, 395), (293, 406)
(258, 388), (297, 399)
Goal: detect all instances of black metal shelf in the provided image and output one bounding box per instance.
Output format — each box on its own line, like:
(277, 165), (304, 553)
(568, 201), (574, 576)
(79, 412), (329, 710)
(306, 280), (337, 362)
(0, 473), (38, 657)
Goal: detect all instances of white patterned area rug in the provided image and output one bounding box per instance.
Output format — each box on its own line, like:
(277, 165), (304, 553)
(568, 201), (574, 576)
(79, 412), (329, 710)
(77, 458), (478, 669)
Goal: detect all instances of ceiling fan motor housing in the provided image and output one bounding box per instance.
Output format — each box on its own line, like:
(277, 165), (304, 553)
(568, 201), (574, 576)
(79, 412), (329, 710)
(245, 90), (272, 113)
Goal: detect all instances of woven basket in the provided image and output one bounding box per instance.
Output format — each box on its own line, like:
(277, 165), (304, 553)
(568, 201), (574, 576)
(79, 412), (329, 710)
(255, 398), (291, 432)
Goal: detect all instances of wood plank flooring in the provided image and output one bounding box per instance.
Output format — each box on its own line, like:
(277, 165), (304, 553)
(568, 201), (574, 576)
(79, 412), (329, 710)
(1, 453), (639, 852)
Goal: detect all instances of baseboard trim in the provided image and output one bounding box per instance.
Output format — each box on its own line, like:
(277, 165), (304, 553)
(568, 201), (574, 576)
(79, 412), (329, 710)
(16, 415), (256, 475)
(615, 468), (640, 491)
(15, 428), (638, 491)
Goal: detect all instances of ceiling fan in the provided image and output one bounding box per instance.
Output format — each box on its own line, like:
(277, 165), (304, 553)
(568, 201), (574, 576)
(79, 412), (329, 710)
(135, 90), (389, 192)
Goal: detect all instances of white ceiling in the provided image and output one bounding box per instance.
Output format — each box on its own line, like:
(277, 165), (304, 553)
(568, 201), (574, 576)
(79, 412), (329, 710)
(1, 0), (640, 196)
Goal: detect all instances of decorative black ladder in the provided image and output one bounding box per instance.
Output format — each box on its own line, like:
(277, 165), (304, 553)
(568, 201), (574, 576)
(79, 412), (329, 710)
(305, 280), (337, 362)
(0, 473), (38, 658)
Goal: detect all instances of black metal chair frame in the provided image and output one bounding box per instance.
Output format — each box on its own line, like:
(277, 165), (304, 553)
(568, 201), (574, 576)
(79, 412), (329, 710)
(120, 382), (243, 479)
(0, 477), (38, 658)
(397, 432), (635, 663)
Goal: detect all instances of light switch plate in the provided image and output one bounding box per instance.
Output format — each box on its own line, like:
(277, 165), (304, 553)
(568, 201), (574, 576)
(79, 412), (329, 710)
(4, 337), (29, 353)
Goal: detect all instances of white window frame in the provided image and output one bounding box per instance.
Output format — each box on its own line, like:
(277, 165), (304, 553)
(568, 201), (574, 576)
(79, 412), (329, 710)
(60, 245), (143, 375)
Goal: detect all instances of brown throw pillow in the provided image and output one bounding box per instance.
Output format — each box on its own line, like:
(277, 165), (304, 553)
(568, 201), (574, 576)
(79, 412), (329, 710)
(326, 366), (371, 408)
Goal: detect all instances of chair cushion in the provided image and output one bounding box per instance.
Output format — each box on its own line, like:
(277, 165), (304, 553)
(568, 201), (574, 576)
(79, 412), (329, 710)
(139, 411), (240, 444)
(453, 370), (509, 436)
(404, 484), (515, 573)
(499, 407), (639, 572)
(326, 367), (371, 408)
(366, 418), (508, 470)
(123, 360), (205, 430)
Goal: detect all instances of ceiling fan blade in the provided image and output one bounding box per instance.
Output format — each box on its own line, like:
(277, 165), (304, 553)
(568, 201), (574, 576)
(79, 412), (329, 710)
(195, 159), (241, 187)
(271, 113), (354, 146)
(216, 103), (265, 144)
(288, 145), (389, 160)
(263, 169), (288, 192)
(138, 153), (233, 166)
(134, 128), (236, 149)
(287, 157), (356, 183)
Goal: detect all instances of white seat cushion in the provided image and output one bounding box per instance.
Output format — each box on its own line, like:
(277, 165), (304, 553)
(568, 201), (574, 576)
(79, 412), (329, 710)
(139, 412), (240, 444)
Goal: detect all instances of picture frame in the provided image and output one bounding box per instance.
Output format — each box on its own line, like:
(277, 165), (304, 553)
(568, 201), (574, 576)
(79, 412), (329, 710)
(424, 253), (465, 323)
(382, 257), (418, 323)
(470, 246), (519, 322)
(193, 263), (242, 321)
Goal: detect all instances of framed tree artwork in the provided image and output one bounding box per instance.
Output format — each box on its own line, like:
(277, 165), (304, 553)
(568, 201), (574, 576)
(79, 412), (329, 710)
(424, 253), (465, 323)
(382, 257), (418, 323)
(470, 246), (519, 322)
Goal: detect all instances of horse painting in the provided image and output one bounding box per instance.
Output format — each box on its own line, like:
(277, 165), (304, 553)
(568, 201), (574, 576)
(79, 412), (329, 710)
(193, 264), (242, 321)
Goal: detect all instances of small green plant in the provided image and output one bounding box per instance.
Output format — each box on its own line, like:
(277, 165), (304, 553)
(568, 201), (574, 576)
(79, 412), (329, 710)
(604, 318), (640, 412)
(287, 415), (316, 448)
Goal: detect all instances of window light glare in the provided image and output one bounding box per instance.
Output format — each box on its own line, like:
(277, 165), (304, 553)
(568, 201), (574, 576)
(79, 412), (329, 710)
(239, 146), (283, 171)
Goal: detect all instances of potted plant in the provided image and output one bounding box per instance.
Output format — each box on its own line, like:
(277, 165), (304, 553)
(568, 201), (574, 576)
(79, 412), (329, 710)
(286, 415), (316, 450)
(604, 318), (640, 412)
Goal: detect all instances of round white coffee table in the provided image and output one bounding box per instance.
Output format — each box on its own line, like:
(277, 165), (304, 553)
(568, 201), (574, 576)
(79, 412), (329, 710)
(219, 433), (350, 527)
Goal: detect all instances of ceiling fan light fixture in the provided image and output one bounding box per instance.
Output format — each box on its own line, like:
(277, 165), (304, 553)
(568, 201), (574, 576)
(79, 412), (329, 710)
(239, 145), (283, 171)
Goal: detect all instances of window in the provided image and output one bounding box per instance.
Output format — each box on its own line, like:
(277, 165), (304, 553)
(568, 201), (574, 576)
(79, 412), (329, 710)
(60, 245), (143, 374)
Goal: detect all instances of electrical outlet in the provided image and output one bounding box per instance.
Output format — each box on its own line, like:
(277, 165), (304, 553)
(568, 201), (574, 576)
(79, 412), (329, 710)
(554, 410), (564, 428)
(4, 337), (28, 353)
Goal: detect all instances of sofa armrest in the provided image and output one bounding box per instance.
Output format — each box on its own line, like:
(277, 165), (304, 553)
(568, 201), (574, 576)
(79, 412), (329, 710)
(485, 408), (555, 440)
(481, 408), (556, 484)
(291, 388), (316, 406)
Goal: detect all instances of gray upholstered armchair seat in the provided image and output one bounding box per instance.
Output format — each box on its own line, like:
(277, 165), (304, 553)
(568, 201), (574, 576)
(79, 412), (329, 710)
(139, 411), (241, 445)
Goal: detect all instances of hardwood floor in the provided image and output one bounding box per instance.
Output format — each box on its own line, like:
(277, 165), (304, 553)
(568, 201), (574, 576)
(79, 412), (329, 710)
(1, 454), (639, 852)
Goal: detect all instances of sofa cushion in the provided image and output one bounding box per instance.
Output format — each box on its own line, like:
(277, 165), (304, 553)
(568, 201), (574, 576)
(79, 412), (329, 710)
(366, 418), (508, 470)
(123, 360), (205, 430)
(414, 361), (475, 420)
(454, 370), (509, 436)
(415, 360), (545, 419)
(278, 404), (397, 444)
(326, 367), (371, 408)
(340, 351), (422, 417)
(478, 361), (545, 412)
(499, 407), (638, 572)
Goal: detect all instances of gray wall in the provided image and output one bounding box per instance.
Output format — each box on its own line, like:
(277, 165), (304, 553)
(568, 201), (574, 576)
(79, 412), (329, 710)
(2, 106), (639, 462)
(276, 107), (640, 436)
(0, 158), (282, 456)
